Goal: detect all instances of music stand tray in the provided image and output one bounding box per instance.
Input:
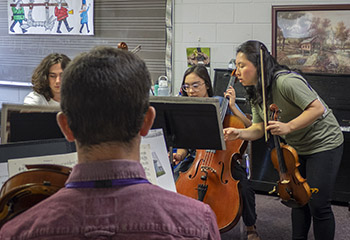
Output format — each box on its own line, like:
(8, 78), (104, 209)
(1, 103), (62, 144)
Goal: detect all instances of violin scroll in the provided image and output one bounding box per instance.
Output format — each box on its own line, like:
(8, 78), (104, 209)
(269, 103), (280, 121)
(117, 42), (128, 51)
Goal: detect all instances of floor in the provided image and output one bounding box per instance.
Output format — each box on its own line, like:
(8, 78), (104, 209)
(221, 193), (350, 240)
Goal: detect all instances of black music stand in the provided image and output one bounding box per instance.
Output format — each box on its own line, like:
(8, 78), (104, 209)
(1, 104), (63, 144)
(149, 96), (226, 167)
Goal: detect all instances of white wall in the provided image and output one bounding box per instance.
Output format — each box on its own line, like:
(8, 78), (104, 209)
(0, 85), (31, 107)
(173, 0), (350, 95)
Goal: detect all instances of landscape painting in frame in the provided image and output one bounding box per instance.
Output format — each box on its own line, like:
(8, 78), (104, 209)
(272, 5), (350, 75)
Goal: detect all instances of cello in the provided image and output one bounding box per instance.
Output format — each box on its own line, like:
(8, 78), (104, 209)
(0, 164), (71, 227)
(269, 104), (312, 208)
(176, 69), (246, 232)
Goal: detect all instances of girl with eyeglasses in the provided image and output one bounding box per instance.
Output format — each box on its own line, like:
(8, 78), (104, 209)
(174, 64), (261, 240)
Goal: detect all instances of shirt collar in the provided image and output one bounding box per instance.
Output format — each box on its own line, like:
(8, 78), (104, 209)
(66, 159), (147, 184)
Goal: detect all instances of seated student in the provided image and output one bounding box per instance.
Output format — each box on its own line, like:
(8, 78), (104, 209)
(174, 64), (260, 240)
(24, 53), (71, 106)
(0, 47), (220, 239)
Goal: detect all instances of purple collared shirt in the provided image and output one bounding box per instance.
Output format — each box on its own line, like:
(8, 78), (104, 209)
(0, 159), (220, 240)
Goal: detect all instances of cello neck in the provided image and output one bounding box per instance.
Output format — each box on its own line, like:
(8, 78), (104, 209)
(220, 69), (237, 122)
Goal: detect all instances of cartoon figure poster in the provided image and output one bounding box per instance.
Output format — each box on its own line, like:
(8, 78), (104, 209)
(8, 0), (94, 35)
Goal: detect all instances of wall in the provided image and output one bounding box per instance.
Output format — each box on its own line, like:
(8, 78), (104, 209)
(173, 0), (350, 94)
(2, 1), (350, 101)
(0, 0), (166, 106)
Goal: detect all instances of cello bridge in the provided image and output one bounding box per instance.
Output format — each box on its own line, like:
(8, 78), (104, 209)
(281, 179), (290, 184)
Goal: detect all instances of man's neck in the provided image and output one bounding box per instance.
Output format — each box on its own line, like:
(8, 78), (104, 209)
(76, 139), (141, 164)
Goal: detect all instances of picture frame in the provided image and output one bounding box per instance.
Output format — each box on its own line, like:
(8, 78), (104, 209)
(272, 4), (350, 75)
(186, 47), (211, 67)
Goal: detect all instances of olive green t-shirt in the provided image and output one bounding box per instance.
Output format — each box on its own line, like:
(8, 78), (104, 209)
(252, 71), (343, 155)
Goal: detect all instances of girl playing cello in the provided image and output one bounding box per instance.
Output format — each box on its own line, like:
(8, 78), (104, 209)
(174, 64), (260, 240)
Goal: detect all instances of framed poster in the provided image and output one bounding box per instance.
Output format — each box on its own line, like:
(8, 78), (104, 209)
(272, 4), (350, 74)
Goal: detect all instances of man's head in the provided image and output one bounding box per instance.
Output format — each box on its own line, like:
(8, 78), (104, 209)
(58, 46), (153, 148)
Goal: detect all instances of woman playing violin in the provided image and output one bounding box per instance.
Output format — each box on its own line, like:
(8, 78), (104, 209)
(224, 40), (344, 240)
(174, 64), (260, 240)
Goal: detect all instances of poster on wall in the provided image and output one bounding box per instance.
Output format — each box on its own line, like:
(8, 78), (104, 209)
(8, 0), (94, 35)
(186, 47), (210, 67)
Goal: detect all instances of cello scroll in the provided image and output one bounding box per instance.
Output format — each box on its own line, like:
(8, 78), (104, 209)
(117, 42), (141, 54)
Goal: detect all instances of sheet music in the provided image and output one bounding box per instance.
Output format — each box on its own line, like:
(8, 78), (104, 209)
(6, 147), (159, 188)
(8, 152), (78, 177)
(0, 162), (9, 189)
(3, 129), (175, 192)
(141, 128), (176, 192)
(140, 144), (157, 185)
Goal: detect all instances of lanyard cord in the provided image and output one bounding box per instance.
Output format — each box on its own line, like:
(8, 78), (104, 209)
(65, 178), (150, 189)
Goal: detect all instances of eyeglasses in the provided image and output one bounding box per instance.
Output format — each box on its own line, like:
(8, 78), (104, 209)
(182, 82), (205, 92)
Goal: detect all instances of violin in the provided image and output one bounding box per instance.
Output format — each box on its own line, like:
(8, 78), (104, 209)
(269, 104), (311, 208)
(176, 69), (245, 232)
(0, 164), (71, 227)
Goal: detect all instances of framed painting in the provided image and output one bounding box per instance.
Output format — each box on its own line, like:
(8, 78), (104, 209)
(186, 47), (210, 67)
(272, 4), (350, 74)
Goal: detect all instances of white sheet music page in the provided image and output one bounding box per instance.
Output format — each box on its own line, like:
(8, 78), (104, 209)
(139, 143), (157, 185)
(0, 162), (9, 189)
(4, 129), (175, 192)
(141, 128), (176, 192)
(7, 152), (78, 177)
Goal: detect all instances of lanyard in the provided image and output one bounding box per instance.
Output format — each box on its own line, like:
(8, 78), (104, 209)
(65, 178), (150, 189)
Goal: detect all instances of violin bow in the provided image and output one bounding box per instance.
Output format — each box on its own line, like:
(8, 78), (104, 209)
(260, 46), (269, 142)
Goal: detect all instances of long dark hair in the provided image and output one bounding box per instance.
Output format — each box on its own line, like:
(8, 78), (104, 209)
(236, 40), (290, 105)
(31, 53), (71, 101)
(181, 64), (214, 97)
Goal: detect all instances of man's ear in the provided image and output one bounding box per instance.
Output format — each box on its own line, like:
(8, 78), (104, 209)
(56, 112), (75, 142)
(140, 106), (155, 137)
